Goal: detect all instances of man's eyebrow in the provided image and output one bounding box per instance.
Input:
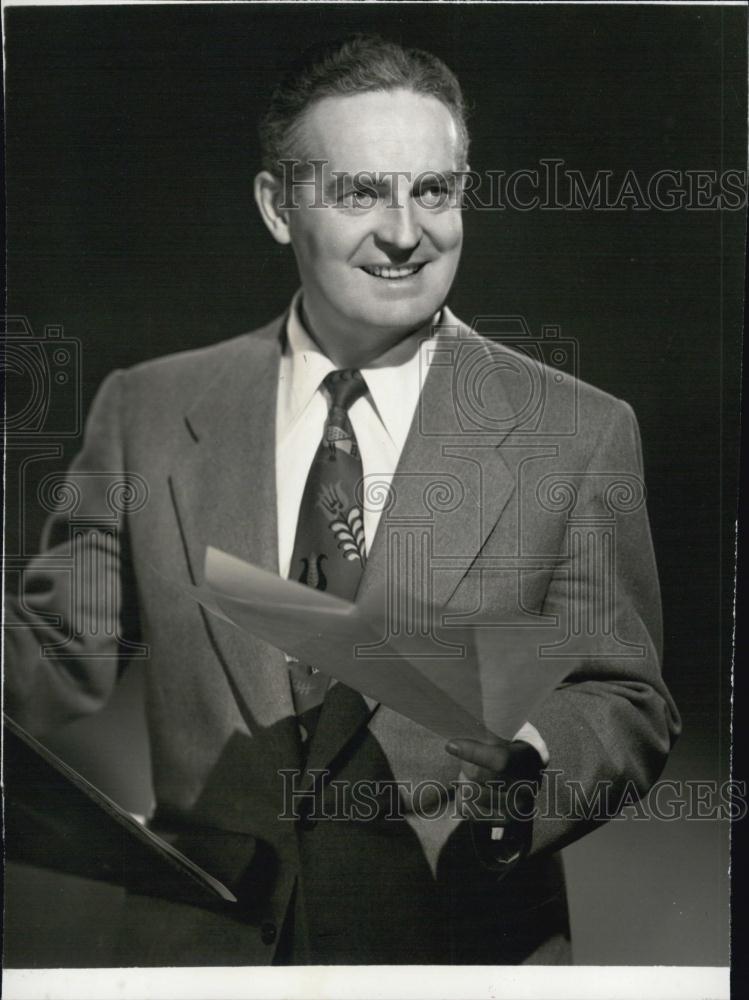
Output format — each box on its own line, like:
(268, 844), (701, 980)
(414, 170), (461, 186)
(324, 172), (384, 197)
(324, 170), (461, 197)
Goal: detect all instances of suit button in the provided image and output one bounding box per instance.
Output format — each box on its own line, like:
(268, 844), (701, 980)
(260, 921), (277, 945)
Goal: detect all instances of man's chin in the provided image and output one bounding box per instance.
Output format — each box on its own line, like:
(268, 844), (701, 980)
(354, 298), (443, 336)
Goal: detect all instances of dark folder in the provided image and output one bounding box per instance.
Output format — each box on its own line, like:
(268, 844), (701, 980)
(3, 714), (237, 908)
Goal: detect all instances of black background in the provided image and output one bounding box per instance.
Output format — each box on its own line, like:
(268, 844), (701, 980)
(4, 2), (746, 968)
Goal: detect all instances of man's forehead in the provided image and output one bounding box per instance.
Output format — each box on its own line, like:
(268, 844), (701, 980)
(299, 88), (461, 174)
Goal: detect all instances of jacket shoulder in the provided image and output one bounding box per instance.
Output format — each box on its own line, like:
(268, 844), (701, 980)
(82, 317), (285, 444)
(443, 307), (628, 425)
(123, 316), (283, 392)
(471, 330), (631, 434)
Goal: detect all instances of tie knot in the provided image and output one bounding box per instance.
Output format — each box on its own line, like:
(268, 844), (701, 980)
(323, 369), (367, 413)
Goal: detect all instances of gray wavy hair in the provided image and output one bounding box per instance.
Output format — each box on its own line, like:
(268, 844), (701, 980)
(258, 34), (470, 175)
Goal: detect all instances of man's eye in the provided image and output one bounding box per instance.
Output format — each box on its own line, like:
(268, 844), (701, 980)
(340, 188), (377, 209)
(415, 184), (450, 208)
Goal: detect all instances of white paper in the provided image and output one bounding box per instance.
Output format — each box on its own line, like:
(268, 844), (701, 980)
(186, 546), (578, 744)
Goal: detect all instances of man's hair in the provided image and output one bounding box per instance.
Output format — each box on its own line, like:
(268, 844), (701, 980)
(258, 34), (469, 175)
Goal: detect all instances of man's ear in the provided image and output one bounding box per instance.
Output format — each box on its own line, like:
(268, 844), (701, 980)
(254, 170), (292, 245)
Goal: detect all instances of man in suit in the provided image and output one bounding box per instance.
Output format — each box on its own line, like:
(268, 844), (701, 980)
(5, 35), (680, 965)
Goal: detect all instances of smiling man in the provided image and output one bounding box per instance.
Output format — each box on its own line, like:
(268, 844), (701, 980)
(255, 86), (465, 367)
(6, 35), (679, 966)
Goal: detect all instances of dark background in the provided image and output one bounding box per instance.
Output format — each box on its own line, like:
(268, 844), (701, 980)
(4, 2), (745, 967)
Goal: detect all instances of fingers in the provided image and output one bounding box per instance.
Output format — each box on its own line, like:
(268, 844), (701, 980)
(445, 738), (511, 773)
(445, 737), (541, 877)
(447, 737), (544, 837)
(446, 738), (545, 784)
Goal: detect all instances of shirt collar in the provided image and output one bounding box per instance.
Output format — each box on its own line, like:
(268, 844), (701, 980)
(281, 289), (336, 430)
(280, 289), (442, 451)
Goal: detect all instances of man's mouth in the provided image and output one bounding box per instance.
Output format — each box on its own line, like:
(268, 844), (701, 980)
(360, 262), (427, 280)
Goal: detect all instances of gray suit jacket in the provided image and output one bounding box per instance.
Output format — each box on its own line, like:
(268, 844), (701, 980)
(5, 309), (680, 965)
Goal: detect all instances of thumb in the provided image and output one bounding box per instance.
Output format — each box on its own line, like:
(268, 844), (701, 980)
(445, 737), (511, 776)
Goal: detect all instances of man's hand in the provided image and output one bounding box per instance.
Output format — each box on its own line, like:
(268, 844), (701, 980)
(445, 737), (545, 872)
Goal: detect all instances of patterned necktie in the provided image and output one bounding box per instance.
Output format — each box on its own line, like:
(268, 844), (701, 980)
(288, 369), (369, 742)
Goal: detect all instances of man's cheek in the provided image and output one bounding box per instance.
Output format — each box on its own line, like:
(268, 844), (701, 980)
(441, 216), (464, 253)
(308, 220), (358, 264)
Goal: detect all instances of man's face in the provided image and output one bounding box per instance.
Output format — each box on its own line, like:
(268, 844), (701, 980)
(284, 88), (464, 346)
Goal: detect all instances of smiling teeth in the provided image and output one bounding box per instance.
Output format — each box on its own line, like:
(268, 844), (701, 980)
(363, 264), (423, 279)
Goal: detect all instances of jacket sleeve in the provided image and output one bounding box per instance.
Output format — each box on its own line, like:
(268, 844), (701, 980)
(525, 398), (681, 856)
(4, 369), (142, 738)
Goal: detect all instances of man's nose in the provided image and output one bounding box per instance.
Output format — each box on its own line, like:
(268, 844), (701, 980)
(374, 200), (423, 254)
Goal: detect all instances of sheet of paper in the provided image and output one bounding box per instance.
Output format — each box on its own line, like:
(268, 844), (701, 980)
(192, 546), (575, 743)
(204, 596), (493, 741)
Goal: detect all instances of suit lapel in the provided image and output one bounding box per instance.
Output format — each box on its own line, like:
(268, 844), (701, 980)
(357, 315), (519, 613)
(168, 316), (300, 763)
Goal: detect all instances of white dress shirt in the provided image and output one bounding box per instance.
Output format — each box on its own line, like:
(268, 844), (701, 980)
(276, 290), (436, 580)
(274, 291), (548, 767)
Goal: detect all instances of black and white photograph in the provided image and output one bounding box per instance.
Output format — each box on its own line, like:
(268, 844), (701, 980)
(2, 2), (745, 998)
